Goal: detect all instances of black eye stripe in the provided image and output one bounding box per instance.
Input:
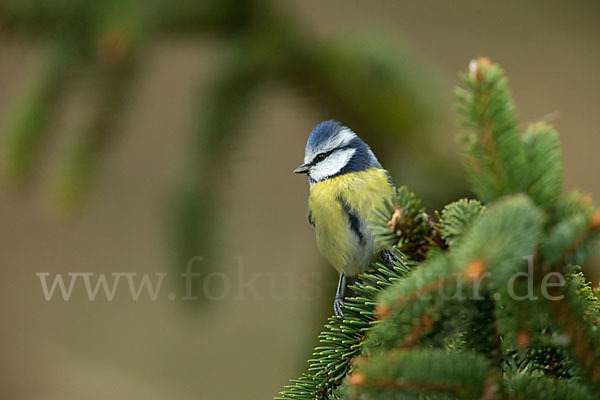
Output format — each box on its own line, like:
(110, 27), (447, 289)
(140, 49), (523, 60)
(311, 140), (358, 165)
(312, 150), (334, 164)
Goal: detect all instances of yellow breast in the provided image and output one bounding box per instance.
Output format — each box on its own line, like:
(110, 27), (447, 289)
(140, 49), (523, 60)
(308, 168), (395, 276)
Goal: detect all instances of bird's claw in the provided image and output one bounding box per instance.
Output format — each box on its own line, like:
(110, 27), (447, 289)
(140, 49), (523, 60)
(381, 249), (399, 265)
(333, 296), (345, 317)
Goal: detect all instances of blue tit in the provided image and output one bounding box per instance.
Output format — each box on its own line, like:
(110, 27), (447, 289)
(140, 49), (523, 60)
(294, 120), (396, 316)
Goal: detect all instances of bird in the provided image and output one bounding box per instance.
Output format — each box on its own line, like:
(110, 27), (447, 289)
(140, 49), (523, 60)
(294, 120), (396, 316)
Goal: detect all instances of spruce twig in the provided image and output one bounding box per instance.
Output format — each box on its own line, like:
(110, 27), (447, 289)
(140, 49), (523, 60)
(279, 58), (600, 400)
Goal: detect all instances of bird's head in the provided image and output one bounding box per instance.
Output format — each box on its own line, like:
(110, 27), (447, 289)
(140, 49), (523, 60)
(294, 120), (382, 183)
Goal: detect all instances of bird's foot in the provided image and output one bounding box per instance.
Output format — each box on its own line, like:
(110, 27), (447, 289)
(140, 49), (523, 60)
(333, 296), (345, 317)
(381, 249), (399, 265)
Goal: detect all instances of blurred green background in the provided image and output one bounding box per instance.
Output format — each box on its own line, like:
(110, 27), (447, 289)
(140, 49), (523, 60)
(1, 0), (599, 398)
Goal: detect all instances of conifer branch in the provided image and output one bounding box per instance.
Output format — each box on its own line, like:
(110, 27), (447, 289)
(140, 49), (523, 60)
(0, 44), (69, 185)
(346, 349), (491, 399)
(277, 258), (413, 399)
(279, 58), (600, 400)
(542, 268), (600, 393)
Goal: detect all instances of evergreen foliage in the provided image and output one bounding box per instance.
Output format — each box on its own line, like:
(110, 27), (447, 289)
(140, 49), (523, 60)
(278, 58), (600, 399)
(0, 0), (444, 292)
(278, 257), (414, 399)
(439, 199), (484, 247)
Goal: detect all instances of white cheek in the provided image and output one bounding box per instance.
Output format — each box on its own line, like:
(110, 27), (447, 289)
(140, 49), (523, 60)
(309, 148), (356, 182)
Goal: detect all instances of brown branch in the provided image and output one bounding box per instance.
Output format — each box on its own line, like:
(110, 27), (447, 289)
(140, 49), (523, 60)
(528, 214), (600, 394)
(349, 372), (467, 396)
(396, 314), (435, 350)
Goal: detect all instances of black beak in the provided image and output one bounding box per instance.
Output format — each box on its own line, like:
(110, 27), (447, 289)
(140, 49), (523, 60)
(293, 163), (309, 174)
